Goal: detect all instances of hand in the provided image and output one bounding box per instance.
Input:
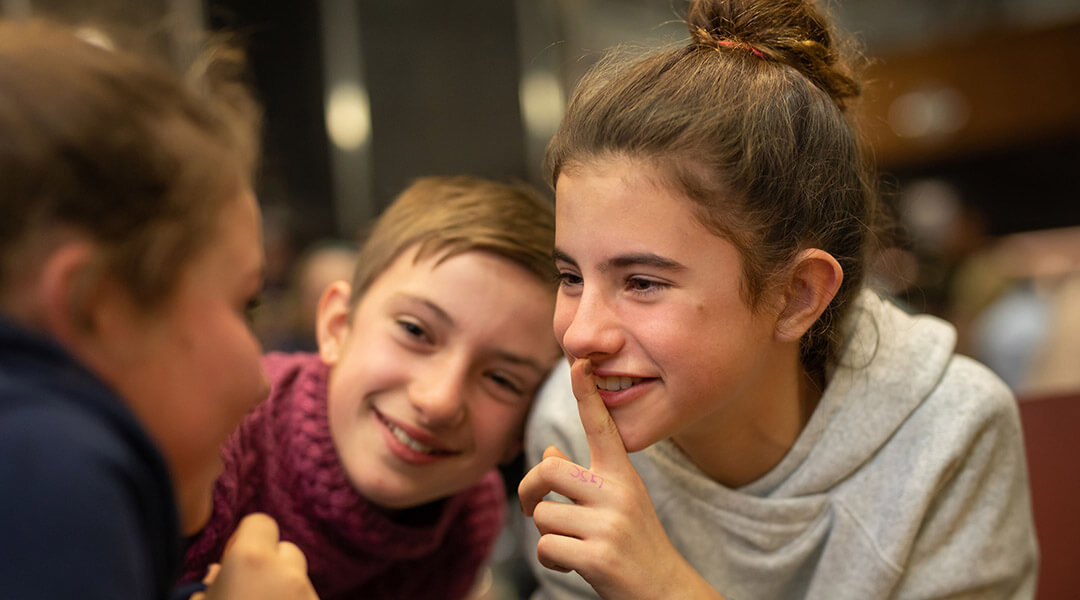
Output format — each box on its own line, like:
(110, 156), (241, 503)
(197, 513), (319, 600)
(518, 359), (721, 600)
(188, 563), (220, 600)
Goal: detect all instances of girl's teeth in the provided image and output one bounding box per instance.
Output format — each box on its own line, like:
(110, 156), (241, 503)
(594, 376), (641, 391)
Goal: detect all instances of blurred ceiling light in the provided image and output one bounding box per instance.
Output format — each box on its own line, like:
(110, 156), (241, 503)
(75, 26), (115, 51)
(900, 178), (962, 253)
(519, 69), (565, 142)
(325, 81), (371, 152)
(888, 85), (970, 140)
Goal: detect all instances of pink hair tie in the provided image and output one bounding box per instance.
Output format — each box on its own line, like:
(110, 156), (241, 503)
(716, 39), (766, 60)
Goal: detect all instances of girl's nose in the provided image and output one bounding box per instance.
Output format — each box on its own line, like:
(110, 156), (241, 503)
(556, 288), (623, 360)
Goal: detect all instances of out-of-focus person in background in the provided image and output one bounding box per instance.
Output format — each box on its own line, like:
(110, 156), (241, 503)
(0, 18), (317, 600)
(180, 175), (563, 600)
(516, 0), (1038, 598)
(950, 226), (1080, 397)
(254, 239), (359, 353)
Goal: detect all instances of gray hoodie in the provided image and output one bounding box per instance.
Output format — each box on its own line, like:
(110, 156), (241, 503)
(524, 289), (1038, 599)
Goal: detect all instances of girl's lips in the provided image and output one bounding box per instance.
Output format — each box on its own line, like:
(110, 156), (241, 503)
(593, 373), (645, 391)
(593, 376), (658, 409)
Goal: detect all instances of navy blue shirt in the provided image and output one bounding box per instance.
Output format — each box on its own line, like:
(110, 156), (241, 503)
(0, 317), (182, 599)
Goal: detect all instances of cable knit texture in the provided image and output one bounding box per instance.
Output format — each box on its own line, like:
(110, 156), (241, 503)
(181, 352), (506, 600)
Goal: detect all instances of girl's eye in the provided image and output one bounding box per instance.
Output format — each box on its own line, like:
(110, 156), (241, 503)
(243, 296), (262, 327)
(626, 276), (667, 295)
(557, 271), (583, 287)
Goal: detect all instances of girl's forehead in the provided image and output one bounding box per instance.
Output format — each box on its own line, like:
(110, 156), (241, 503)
(556, 165), (703, 232)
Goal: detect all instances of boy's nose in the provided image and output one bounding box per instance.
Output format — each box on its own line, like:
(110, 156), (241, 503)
(410, 360), (467, 428)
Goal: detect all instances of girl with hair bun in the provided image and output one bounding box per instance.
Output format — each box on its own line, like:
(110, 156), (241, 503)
(518, 0), (1038, 598)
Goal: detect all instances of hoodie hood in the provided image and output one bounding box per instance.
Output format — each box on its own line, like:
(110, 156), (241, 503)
(738, 289), (957, 496)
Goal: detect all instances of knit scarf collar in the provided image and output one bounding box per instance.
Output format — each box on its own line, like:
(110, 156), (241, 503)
(251, 355), (472, 597)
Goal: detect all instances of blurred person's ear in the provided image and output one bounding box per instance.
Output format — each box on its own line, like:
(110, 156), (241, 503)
(315, 280), (352, 366)
(37, 240), (149, 378)
(37, 241), (103, 344)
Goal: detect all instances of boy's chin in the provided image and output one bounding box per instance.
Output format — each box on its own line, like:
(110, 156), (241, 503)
(362, 478), (474, 515)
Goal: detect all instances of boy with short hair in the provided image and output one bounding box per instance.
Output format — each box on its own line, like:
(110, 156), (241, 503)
(182, 175), (562, 600)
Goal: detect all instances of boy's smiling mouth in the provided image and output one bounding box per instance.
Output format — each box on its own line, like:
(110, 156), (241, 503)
(376, 411), (456, 456)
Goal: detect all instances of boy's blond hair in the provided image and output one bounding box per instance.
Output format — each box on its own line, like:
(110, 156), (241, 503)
(347, 176), (557, 314)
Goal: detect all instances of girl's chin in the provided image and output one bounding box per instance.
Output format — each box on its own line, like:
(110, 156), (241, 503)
(175, 467), (219, 535)
(179, 490), (214, 536)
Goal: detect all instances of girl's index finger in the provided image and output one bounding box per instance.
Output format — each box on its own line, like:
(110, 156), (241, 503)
(570, 358), (635, 474)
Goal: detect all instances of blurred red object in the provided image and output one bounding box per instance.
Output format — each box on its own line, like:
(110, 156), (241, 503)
(1017, 391), (1080, 599)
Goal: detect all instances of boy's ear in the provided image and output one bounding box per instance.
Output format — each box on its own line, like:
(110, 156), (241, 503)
(316, 280), (353, 366)
(500, 437), (524, 465)
(774, 249), (843, 343)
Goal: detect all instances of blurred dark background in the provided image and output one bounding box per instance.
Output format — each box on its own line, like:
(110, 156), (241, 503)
(11, 0), (1078, 371)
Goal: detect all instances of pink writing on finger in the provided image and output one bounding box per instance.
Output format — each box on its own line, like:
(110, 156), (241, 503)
(569, 465), (604, 489)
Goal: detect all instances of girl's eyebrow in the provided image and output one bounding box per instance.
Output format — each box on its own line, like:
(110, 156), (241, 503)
(609, 253), (686, 271)
(552, 248), (577, 267)
(553, 247), (686, 272)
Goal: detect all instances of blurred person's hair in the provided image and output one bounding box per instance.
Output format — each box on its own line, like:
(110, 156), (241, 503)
(0, 18), (261, 313)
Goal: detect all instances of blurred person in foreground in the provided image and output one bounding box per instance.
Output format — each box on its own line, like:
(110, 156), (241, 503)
(0, 18), (316, 600)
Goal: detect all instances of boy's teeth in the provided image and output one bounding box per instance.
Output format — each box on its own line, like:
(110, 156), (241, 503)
(386, 421), (436, 454)
(594, 376), (641, 391)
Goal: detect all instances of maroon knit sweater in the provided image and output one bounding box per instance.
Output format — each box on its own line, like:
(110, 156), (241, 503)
(180, 353), (507, 600)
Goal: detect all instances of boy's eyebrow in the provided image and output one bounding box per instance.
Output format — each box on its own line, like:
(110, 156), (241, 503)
(397, 294), (455, 326)
(493, 350), (555, 378)
(553, 247), (686, 272)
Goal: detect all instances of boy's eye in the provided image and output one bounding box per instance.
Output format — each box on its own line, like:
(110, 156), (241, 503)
(397, 319), (431, 342)
(487, 371), (524, 397)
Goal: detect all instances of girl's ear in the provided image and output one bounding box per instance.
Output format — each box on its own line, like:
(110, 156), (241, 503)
(775, 249), (843, 343)
(315, 280), (353, 366)
(40, 243), (153, 375)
